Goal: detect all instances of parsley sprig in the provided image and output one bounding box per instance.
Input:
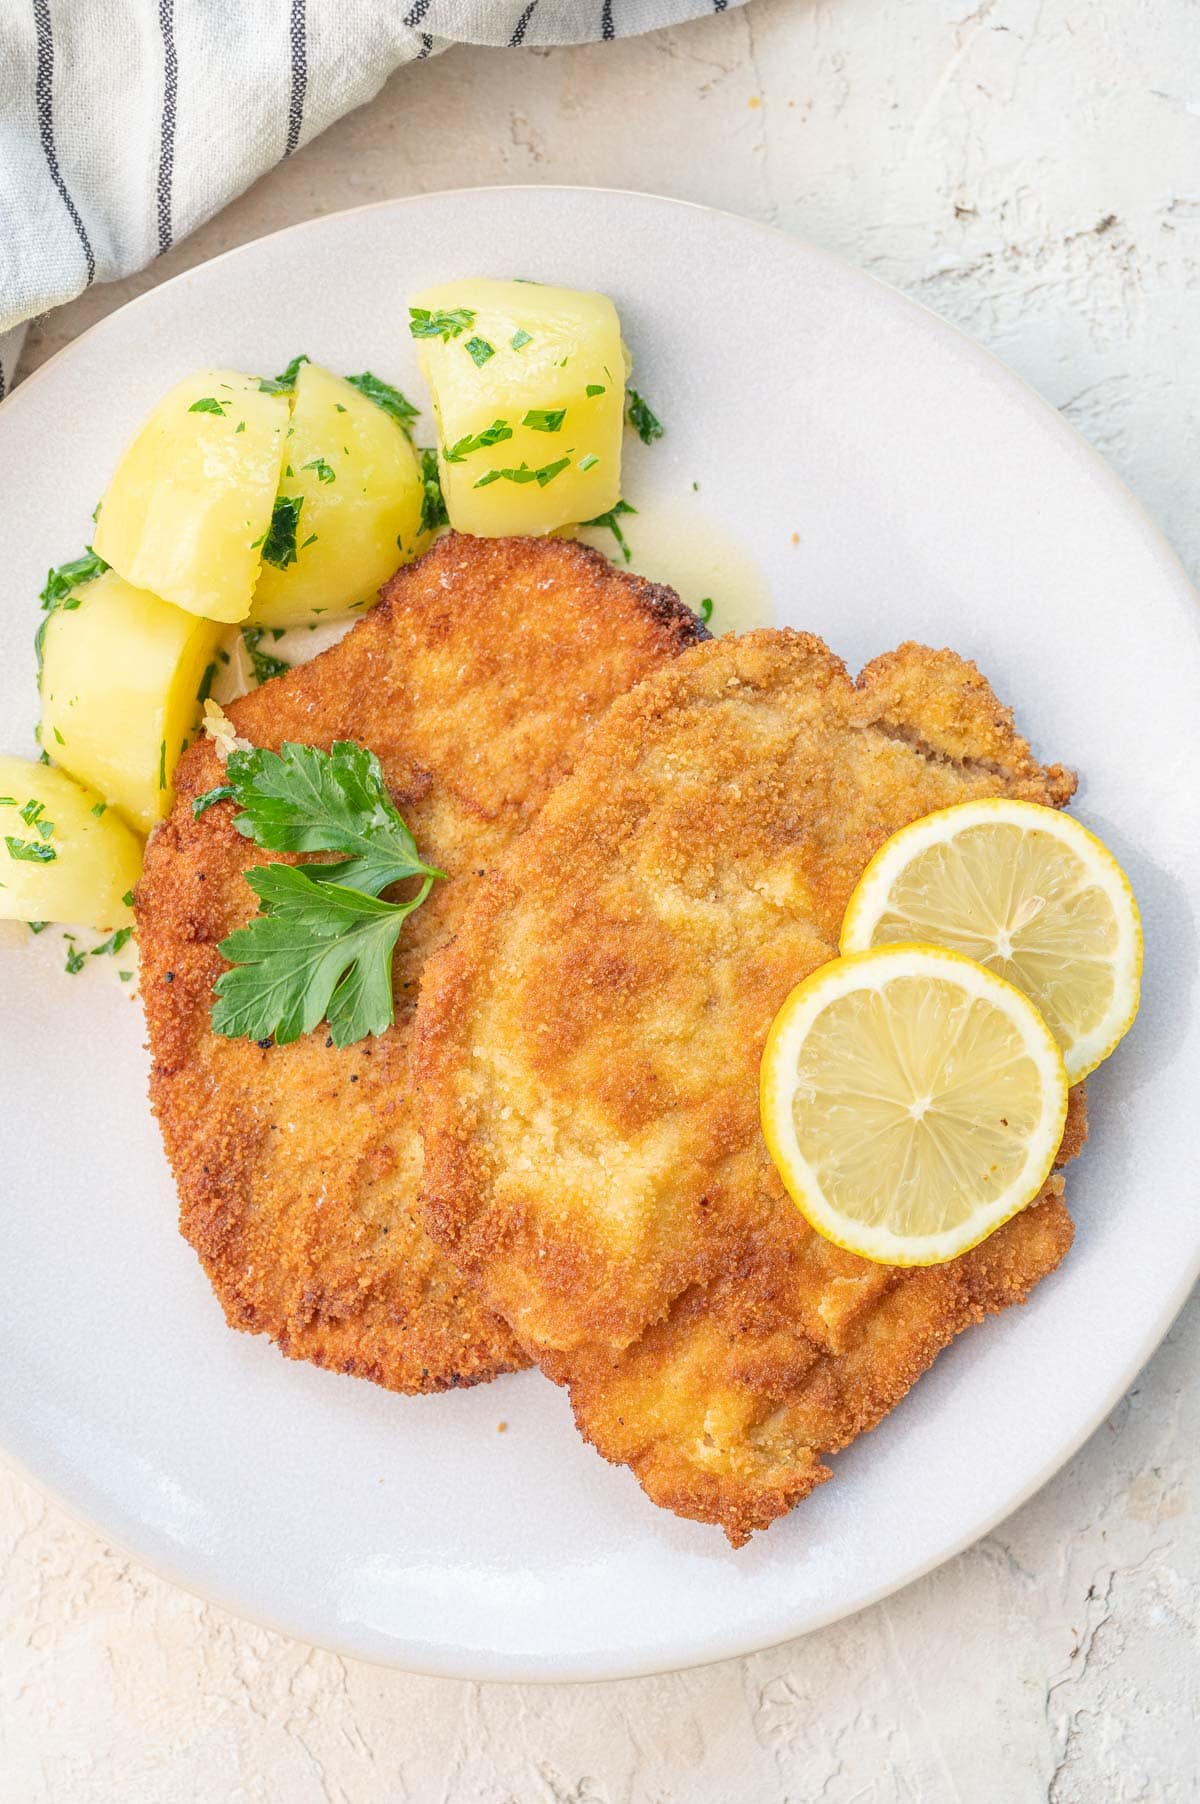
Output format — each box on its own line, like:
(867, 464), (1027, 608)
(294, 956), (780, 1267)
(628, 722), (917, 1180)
(409, 306), (476, 342)
(210, 740), (442, 1047)
(418, 449), (449, 538)
(36, 547), (109, 673)
(626, 389), (664, 444)
(583, 499), (636, 563)
(258, 354), (311, 395)
(344, 372), (420, 436)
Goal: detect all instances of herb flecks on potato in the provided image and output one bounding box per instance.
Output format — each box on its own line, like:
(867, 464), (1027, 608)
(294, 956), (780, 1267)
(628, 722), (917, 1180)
(248, 363), (427, 629)
(94, 371), (290, 624)
(0, 757), (141, 930)
(40, 567), (222, 832)
(411, 278), (624, 538)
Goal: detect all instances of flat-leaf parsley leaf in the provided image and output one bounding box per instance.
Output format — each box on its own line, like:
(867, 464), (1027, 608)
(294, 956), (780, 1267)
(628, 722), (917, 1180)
(418, 449), (449, 537)
(344, 372), (420, 437)
(259, 494), (303, 570)
(625, 389), (664, 443)
(210, 740), (442, 1047)
(582, 499), (637, 563)
(257, 354), (311, 394)
(408, 306), (475, 342)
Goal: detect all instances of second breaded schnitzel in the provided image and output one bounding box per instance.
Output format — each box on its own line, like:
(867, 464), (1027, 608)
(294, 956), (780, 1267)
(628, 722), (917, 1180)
(137, 533), (705, 1392)
(415, 631), (1086, 1537)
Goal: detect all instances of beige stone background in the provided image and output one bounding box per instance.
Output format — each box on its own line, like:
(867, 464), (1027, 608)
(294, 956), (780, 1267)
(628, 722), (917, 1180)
(4, 1), (1199, 1798)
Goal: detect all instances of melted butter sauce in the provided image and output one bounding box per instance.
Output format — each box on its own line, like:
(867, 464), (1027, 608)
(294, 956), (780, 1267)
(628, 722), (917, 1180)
(575, 499), (774, 637)
(247, 504), (773, 681)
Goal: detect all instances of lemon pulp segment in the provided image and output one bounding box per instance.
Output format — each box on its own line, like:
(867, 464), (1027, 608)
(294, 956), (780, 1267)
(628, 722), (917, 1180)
(761, 945), (1068, 1265)
(841, 800), (1141, 1081)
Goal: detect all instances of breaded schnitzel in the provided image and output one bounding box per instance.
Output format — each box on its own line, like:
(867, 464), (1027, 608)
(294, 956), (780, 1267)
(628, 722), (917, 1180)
(137, 533), (705, 1393)
(414, 631), (1086, 1537)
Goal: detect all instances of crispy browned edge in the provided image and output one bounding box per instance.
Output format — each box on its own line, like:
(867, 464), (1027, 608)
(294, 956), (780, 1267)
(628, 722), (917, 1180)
(413, 629), (1086, 1535)
(136, 532), (707, 1393)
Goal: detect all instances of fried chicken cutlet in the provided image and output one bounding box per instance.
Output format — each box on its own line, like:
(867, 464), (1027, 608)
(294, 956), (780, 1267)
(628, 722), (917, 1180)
(414, 631), (1087, 1536)
(137, 533), (705, 1392)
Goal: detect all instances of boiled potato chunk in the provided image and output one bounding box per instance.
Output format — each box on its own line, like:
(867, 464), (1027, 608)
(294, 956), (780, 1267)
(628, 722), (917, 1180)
(248, 363), (426, 629)
(40, 569), (222, 833)
(0, 758), (141, 929)
(94, 371), (289, 623)
(412, 279), (623, 537)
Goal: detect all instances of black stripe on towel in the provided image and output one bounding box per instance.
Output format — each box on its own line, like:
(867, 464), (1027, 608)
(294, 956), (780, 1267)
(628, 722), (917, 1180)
(32, 0), (96, 286)
(601, 0), (614, 40)
(714, 0), (728, 11)
(284, 0), (308, 157)
(0, 358), (6, 403)
(404, 0), (434, 26)
(157, 0), (177, 252)
(416, 32), (434, 60)
(509, 0), (539, 45)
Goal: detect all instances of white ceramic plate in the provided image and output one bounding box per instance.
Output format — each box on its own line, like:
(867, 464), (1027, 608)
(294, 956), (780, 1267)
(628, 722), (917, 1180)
(1, 189), (1196, 1683)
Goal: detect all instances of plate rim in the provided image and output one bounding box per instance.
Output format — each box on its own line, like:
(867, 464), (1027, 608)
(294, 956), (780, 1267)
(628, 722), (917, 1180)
(2, 184), (1197, 1684)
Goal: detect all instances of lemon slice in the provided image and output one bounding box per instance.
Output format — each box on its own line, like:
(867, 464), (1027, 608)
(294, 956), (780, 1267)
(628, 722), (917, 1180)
(761, 945), (1068, 1265)
(840, 800), (1142, 1082)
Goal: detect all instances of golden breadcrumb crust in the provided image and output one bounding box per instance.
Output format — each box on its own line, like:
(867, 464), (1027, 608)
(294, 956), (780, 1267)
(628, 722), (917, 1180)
(137, 533), (704, 1393)
(415, 630), (1083, 1535)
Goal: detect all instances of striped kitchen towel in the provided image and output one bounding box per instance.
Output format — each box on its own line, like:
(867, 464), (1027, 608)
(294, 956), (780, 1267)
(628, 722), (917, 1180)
(0, 0), (745, 398)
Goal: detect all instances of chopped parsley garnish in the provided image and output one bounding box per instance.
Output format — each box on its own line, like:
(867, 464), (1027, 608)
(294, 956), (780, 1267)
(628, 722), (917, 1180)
(91, 800), (108, 817)
(344, 372), (420, 436)
(121, 889), (135, 908)
(418, 449), (449, 538)
(302, 456), (336, 484)
(193, 785), (236, 820)
(0, 796), (14, 806)
(444, 420), (513, 463)
(35, 818), (54, 841)
(119, 970), (133, 981)
(510, 329), (533, 351)
(260, 494), (304, 570)
(196, 662), (218, 704)
(699, 597), (714, 624)
(19, 798), (44, 827)
(258, 354), (311, 394)
(582, 499), (636, 563)
(301, 532), (318, 549)
(626, 389), (664, 443)
(36, 546), (109, 672)
(27, 921), (48, 933)
(39, 548), (109, 611)
(585, 384), (606, 397)
(235, 421), (246, 434)
(242, 626), (290, 686)
(64, 944), (87, 974)
(52, 727), (65, 746)
(474, 455), (572, 491)
(522, 408), (566, 433)
(6, 837), (56, 864)
(465, 336), (496, 367)
(92, 926), (133, 957)
(408, 306), (476, 342)
(578, 453), (599, 472)
(188, 396), (228, 416)
(158, 739), (167, 789)
(210, 740), (443, 1047)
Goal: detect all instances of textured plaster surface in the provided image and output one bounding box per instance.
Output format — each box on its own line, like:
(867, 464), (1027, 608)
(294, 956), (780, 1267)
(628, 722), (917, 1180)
(6, 2), (1199, 1798)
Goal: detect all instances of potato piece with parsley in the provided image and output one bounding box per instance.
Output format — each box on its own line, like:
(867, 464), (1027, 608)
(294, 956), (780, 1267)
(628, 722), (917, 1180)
(248, 363), (426, 629)
(0, 758), (141, 930)
(40, 567), (222, 833)
(411, 279), (623, 537)
(94, 371), (289, 623)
